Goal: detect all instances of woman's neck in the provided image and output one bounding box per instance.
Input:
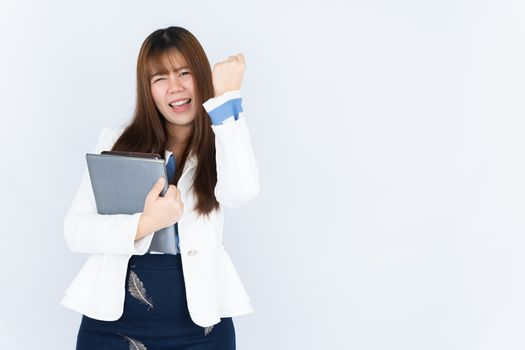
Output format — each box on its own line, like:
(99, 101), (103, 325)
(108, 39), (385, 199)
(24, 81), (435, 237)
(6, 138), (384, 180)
(167, 124), (193, 160)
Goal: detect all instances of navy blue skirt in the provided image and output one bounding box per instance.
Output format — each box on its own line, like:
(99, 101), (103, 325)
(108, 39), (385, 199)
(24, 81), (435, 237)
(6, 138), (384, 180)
(76, 253), (235, 350)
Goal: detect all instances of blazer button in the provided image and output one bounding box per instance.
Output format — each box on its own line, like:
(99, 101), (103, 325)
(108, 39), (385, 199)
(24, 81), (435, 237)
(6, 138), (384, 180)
(187, 249), (198, 257)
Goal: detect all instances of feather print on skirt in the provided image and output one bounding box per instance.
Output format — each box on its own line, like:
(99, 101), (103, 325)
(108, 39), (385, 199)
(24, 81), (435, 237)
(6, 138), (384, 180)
(117, 332), (148, 350)
(127, 270), (154, 310)
(204, 325), (214, 336)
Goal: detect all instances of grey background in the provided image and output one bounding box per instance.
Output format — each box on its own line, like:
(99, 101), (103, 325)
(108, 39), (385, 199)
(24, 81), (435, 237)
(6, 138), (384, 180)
(1, 0), (525, 349)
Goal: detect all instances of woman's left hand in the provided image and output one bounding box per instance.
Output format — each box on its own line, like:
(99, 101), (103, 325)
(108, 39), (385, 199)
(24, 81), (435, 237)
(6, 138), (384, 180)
(212, 53), (245, 97)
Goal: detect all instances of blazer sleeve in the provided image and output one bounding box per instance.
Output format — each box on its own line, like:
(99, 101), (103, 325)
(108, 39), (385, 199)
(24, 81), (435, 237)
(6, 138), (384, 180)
(63, 128), (155, 255)
(203, 90), (260, 208)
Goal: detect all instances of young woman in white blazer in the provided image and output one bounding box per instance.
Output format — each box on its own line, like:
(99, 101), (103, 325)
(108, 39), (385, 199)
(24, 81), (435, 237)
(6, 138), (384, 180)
(60, 26), (259, 349)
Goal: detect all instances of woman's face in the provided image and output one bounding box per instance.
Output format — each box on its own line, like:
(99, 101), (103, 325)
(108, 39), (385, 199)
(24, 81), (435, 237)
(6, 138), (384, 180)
(150, 54), (196, 127)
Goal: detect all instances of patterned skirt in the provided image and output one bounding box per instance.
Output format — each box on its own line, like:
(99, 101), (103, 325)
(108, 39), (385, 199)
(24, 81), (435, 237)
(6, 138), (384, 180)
(76, 253), (235, 350)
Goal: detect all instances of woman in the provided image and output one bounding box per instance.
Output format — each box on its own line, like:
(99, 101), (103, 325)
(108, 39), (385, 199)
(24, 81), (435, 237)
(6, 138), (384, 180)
(60, 26), (259, 349)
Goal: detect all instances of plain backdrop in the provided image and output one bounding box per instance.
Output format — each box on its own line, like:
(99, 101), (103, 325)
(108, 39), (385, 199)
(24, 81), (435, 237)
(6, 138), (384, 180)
(1, 0), (525, 349)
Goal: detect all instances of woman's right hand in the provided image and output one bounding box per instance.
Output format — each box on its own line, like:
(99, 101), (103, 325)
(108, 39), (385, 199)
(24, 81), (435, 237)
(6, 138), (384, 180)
(135, 177), (184, 240)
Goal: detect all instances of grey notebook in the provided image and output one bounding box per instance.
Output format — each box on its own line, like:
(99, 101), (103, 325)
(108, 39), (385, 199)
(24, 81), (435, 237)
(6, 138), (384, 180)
(85, 152), (177, 254)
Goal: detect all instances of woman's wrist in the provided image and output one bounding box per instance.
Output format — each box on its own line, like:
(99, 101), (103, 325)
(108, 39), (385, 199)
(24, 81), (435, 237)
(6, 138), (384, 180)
(136, 213), (155, 240)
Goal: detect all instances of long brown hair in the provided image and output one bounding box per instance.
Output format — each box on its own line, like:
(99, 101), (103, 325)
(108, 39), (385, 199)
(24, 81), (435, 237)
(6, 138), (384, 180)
(111, 26), (219, 217)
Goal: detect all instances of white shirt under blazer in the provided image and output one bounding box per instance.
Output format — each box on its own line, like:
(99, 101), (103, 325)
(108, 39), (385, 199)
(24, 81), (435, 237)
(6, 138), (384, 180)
(60, 90), (260, 327)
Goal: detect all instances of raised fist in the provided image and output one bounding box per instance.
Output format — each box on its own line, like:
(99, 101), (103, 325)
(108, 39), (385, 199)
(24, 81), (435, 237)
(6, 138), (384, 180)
(211, 53), (246, 97)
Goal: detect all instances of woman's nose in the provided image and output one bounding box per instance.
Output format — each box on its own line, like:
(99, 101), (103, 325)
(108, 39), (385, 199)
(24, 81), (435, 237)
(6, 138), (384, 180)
(167, 76), (183, 93)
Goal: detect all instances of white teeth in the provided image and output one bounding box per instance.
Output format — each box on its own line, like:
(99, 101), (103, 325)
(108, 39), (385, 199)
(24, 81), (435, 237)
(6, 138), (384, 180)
(170, 98), (190, 107)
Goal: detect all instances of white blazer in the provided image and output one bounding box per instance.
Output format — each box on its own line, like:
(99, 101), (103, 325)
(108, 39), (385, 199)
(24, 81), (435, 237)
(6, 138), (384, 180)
(60, 91), (260, 327)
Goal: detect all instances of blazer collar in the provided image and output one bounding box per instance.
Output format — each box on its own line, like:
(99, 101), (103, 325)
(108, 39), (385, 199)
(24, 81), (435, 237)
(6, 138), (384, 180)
(164, 149), (198, 170)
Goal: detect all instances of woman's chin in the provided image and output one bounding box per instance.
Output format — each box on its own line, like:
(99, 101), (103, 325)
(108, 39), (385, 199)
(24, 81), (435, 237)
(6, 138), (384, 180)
(165, 116), (195, 127)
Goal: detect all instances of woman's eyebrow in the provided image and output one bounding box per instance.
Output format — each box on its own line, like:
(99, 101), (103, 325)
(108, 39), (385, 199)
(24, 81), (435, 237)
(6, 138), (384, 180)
(174, 66), (190, 71)
(151, 66), (190, 78)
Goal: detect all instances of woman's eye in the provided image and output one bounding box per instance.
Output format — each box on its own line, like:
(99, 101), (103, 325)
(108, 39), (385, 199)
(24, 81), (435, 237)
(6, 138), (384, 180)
(180, 71), (190, 77)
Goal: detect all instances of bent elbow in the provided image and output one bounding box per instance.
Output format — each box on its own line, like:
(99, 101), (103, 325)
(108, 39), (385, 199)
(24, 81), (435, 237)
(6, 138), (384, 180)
(63, 215), (77, 252)
(63, 213), (92, 254)
(215, 179), (260, 208)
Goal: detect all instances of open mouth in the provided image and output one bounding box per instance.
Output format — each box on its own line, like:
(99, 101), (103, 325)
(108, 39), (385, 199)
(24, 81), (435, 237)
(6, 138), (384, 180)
(169, 98), (191, 108)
